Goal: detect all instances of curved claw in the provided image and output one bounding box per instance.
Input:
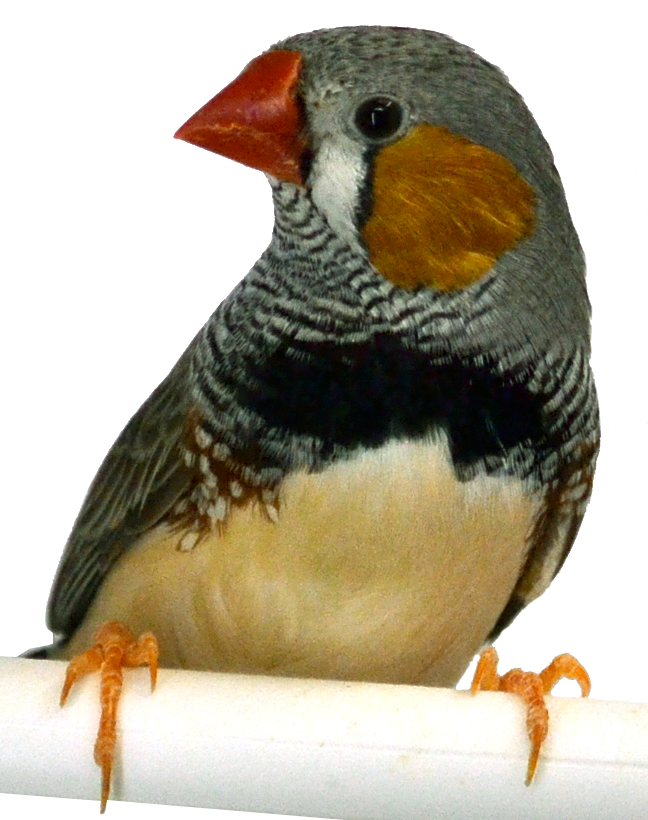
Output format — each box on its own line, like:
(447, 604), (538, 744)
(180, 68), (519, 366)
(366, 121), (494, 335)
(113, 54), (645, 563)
(60, 621), (159, 812)
(470, 646), (590, 784)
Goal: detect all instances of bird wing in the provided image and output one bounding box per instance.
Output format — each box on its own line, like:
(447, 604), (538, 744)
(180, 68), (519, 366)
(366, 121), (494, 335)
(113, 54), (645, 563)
(488, 441), (598, 640)
(46, 348), (195, 639)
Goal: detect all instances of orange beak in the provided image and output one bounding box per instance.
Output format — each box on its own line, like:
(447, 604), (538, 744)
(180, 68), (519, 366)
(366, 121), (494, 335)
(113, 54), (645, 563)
(174, 50), (306, 186)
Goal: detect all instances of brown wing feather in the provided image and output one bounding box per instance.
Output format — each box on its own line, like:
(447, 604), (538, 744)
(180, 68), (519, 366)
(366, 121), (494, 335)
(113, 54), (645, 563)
(489, 440), (599, 640)
(47, 348), (195, 639)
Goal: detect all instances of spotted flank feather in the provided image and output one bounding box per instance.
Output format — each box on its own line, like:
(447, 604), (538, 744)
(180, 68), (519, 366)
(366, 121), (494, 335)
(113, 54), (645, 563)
(43, 26), (598, 667)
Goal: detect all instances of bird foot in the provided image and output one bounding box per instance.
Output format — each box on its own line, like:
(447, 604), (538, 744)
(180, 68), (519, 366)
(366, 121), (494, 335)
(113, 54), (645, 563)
(60, 621), (158, 812)
(470, 646), (590, 784)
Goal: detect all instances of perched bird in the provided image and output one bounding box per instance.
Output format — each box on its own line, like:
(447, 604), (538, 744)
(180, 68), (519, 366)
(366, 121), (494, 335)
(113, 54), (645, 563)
(32, 25), (599, 810)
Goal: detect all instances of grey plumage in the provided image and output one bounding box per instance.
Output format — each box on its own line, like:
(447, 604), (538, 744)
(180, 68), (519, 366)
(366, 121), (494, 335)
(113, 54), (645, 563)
(42, 26), (598, 665)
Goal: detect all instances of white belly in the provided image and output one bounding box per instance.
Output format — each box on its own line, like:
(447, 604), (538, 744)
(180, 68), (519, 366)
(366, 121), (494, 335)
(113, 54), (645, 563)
(61, 437), (539, 687)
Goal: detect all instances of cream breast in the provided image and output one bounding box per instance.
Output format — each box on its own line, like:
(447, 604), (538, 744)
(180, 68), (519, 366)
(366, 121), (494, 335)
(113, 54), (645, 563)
(60, 437), (539, 688)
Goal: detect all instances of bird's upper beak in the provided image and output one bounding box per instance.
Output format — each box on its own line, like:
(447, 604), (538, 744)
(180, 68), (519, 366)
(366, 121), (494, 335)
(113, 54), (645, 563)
(174, 50), (306, 186)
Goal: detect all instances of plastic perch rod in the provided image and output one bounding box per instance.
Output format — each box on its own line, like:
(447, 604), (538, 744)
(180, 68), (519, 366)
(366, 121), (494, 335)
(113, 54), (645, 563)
(1, 657), (647, 819)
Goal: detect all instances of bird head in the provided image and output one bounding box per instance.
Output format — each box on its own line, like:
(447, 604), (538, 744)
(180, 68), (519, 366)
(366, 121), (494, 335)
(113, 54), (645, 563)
(175, 26), (585, 327)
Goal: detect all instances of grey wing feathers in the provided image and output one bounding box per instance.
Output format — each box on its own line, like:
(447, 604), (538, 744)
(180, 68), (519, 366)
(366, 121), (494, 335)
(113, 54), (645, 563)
(47, 348), (195, 639)
(488, 443), (598, 641)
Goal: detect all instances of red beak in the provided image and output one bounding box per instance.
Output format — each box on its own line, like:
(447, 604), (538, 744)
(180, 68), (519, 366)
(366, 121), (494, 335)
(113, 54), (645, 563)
(174, 50), (306, 186)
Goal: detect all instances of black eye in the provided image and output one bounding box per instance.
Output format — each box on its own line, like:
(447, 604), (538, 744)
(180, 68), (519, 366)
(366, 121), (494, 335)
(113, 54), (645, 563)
(354, 97), (404, 141)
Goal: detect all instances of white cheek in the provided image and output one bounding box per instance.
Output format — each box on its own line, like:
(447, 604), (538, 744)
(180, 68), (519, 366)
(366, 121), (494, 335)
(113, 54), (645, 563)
(309, 136), (367, 252)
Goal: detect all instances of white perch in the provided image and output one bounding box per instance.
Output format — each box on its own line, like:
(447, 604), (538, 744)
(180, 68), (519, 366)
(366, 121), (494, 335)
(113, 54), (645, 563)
(1, 657), (647, 818)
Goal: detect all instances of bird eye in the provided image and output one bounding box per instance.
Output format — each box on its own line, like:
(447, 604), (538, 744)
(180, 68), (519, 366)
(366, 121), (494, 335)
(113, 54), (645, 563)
(354, 97), (404, 141)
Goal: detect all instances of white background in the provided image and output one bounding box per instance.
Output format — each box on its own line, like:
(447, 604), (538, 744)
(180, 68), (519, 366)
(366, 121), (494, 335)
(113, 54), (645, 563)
(0, 1), (645, 817)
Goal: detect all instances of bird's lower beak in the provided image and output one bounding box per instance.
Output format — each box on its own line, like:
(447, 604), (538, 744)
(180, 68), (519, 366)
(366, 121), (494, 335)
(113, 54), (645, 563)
(174, 50), (306, 186)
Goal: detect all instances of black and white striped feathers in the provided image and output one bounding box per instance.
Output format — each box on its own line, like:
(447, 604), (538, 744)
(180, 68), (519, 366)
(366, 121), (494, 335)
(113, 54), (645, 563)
(42, 27), (599, 670)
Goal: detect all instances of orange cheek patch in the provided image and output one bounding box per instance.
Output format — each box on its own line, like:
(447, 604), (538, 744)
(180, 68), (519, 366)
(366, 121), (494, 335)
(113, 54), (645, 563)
(362, 124), (536, 292)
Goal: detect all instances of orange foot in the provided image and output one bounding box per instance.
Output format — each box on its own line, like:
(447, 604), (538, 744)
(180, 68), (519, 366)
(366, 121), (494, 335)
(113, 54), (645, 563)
(60, 621), (159, 813)
(470, 646), (590, 784)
